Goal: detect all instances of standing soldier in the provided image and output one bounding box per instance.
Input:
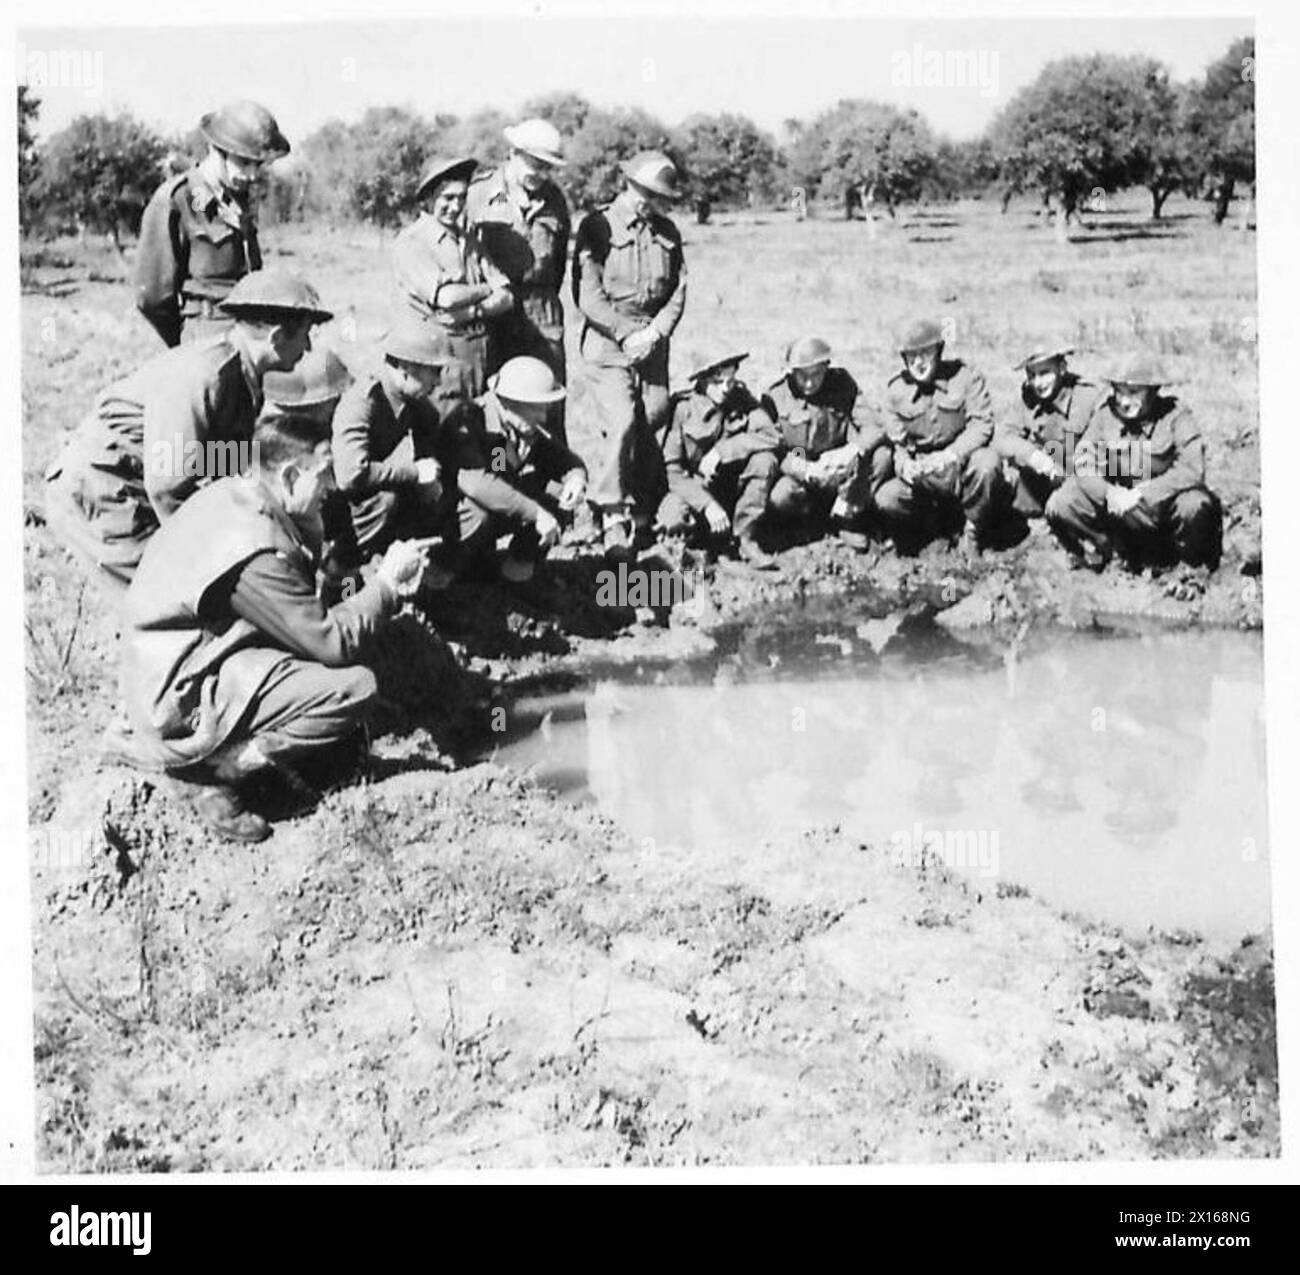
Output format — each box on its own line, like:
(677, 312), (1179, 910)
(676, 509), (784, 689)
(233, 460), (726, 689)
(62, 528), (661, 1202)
(394, 155), (514, 409)
(466, 119), (572, 444)
(1045, 357), (1222, 570)
(573, 150), (688, 558)
(135, 101), (290, 348)
(656, 351), (781, 566)
(44, 269), (329, 593)
(995, 344), (1104, 525)
(763, 336), (874, 547)
(866, 319), (1003, 554)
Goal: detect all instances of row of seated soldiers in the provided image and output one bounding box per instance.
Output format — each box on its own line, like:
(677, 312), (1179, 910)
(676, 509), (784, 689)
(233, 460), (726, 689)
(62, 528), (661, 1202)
(38, 272), (1221, 843)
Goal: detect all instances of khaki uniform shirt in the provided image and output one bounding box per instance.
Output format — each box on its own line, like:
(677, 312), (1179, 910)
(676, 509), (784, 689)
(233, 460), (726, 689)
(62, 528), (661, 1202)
(392, 214), (508, 333)
(663, 384), (780, 511)
(869, 359), (994, 460)
(572, 190), (687, 361)
(763, 368), (862, 461)
(466, 167), (570, 341)
(995, 375), (1104, 479)
(1074, 392), (1207, 501)
(134, 166), (262, 347)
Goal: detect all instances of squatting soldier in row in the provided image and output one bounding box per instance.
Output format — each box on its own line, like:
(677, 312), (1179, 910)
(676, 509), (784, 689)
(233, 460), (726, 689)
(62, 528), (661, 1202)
(135, 101), (291, 347)
(656, 352), (780, 567)
(1046, 357), (1222, 570)
(866, 319), (1003, 553)
(44, 269), (328, 592)
(995, 344), (1104, 521)
(456, 357), (587, 583)
(763, 336), (872, 546)
(117, 413), (429, 842)
(394, 155), (514, 407)
(330, 316), (472, 566)
(466, 118), (572, 445)
(573, 150), (688, 558)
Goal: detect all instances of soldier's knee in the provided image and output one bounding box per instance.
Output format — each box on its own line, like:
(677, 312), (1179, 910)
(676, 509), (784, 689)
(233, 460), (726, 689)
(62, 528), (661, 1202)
(742, 451), (779, 480)
(336, 665), (379, 713)
(874, 479), (909, 516)
(964, 448), (1002, 483)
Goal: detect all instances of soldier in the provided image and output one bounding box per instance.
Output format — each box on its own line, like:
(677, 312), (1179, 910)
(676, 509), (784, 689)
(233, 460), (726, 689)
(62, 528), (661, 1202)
(866, 319), (1003, 554)
(43, 269), (329, 593)
(762, 336), (873, 547)
(455, 357), (587, 583)
(994, 344), (1104, 524)
(135, 101), (290, 347)
(656, 351), (781, 566)
(330, 316), (474, 565)
(466, 118), (572, 444)
(114, 412), (429, 842)
(572, 150), (688, 558)
(1045, 357), (1222, 570)
(394, 155), (514, 408)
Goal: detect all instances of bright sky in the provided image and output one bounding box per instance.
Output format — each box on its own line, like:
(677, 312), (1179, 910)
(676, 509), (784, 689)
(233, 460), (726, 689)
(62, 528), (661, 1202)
(15, 6), (1252, 146)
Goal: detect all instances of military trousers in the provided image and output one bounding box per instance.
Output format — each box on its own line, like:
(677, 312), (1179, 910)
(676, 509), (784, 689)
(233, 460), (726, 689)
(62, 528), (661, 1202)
(581, 329), (671, 518)
(213, 653), (378, 769)
(657, 451), (779, 542)
(1045, 476), (1222, 567)
(873, 445), (1004, 538)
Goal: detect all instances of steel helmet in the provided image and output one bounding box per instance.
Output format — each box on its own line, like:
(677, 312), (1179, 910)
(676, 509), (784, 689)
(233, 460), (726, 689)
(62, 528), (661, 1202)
(1015, 343), (1075, 372)
(621, 150), (681, 201)
(199, 100), (290, 163)
(219, 269), (332, 324)
(502, 118), (566, 167)
(784, 336), (833, 372)
(383, 316), (455, 367)
(490, 356), (566, 404)
(416, 155), (478, 200)
(263, 348), (354, 408)
(688, 351), (749, 383)
(898, 319), (945, 355)
(1102, 355), (1178, 388)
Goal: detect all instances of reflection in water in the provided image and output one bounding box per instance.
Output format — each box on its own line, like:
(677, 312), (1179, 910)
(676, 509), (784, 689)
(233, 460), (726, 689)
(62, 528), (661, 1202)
(497, 631), (1270, 940)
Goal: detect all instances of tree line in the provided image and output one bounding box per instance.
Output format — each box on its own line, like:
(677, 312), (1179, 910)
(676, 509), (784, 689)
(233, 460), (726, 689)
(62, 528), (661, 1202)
(17, 36), (1254, 246)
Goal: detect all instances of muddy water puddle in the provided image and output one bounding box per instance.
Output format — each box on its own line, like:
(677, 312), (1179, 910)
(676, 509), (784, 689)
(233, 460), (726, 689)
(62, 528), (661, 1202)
(492, 625), (1270, 941)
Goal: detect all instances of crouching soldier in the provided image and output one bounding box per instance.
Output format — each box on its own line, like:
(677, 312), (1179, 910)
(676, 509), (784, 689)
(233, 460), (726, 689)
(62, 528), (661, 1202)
(43, 269), (330, 595)
(330, 316), (478, 569)
(1045, 357), (1221, 570)
(995, 344), (1103, 525)
(455, 357), (587, 582)
(763, 336), (872, 546)
(866, 319), (1003, 554)
(656, 351), (780, 566)
(115, 413), (428, 842)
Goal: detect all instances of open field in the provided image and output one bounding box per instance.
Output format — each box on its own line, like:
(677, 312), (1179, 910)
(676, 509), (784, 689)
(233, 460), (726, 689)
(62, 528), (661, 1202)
(21, 190), (1275, 1169)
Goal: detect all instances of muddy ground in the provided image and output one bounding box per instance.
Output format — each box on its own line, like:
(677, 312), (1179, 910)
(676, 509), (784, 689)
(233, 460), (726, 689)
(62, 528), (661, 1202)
(27, 521), (1276, 1170)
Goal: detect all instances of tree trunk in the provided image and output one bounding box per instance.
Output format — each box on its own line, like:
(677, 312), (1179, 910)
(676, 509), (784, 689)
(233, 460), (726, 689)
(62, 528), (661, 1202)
(1150, 186), (1169, 219)
(1213, 177), (1234, 225)
(1000, 185), (1014, 214)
